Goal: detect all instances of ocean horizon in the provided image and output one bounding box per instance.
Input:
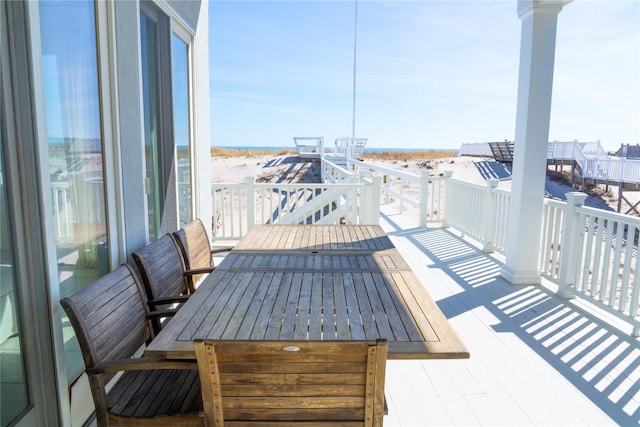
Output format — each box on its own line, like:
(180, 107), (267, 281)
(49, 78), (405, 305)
(48, 138), (460, 154)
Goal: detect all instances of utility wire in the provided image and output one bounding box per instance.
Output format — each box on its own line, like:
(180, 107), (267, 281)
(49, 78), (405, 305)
(351, 0), (358, 140)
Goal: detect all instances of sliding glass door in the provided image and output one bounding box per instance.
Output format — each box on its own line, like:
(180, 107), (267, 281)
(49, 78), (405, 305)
(141, 1), (192, 238)
(38, 0), (109, 382)
(140, 9), (163, 240)
(1, 1), (60, 424)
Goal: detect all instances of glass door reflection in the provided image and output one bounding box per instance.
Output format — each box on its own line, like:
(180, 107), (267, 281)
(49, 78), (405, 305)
(172, 33), (192, 227)
(0, 107), (30, 427)
(39, 0), (109, 381)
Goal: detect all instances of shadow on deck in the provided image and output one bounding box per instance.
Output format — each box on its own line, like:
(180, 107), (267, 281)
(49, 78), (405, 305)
(380, 210), (639, 426)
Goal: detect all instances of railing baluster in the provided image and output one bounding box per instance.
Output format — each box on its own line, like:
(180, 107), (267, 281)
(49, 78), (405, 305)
(539, 203), (552, 275)
(599, 219), (615, 303)
(618, 224), (634, 313)
(609, 220), (624, 308)
(591, 219), (605, 297)
(580, 215), (594, 294)
(630, 253), (640, 336)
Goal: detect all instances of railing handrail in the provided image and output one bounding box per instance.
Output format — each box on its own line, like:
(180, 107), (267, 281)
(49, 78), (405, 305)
(353, 159), (422, 184)
(321, 156), (356, 183)
(212, 180), (375, 190)
(576, 204), (640, 226)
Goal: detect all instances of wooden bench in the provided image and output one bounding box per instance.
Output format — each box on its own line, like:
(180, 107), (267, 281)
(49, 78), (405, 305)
(194, 339), (388, 426)
(173, 218), (233, 290)
(60, 264), (203, 426)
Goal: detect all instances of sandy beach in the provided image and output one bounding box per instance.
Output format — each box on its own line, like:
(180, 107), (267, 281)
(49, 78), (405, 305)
(211, 153), (511, 187)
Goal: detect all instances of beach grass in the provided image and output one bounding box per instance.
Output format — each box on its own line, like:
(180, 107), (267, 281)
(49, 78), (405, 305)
(210, 147), (296, 157)
(208, 147), (455, 160)
(360, 150), (454, 161)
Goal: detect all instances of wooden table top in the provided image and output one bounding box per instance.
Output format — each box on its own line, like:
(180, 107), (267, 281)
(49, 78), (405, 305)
(145, 225), (469, 360)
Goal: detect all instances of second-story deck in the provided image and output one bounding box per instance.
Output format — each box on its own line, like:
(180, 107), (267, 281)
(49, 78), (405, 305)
(207, 202), (639, 425)
(293, 136), (368, 163)
(208, 154), (640, 425)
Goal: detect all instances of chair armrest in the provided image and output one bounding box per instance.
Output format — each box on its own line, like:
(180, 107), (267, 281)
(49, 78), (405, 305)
(183, 267), (215, 277)
(86, 357), (197, 375)
(148, 295), (190, 307)
(210, 246), (234, 254)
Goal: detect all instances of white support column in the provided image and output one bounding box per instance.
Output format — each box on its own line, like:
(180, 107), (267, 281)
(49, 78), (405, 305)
(501, 0), (570, 285)
(193, 0), (212, 232)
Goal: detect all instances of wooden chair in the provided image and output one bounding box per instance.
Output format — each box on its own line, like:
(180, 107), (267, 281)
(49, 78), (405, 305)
(194, 339), (388, 426)
(132, 233), (192, 305)
(60, 264), (203, 426)
(173, 218), (233, 290)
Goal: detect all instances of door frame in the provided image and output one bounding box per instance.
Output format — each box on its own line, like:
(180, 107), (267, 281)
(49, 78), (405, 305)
(1, 1), (61, 425)
(140, 0), (178, 241)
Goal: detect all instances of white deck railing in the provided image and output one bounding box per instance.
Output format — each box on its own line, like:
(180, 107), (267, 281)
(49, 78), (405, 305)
(351, 159), (448, 227)
(445, 178), (511, 254)
(349, 159), (638, 336)
(321, 157), (355, 183)
(211, 157), (639, 336)
(211, 176), (381, 241)
(334, 137), (368, 159)
(293, 136), (325, 159)
(540, 194), (640, 336)
(51, 181), (72, 239)
(548, 141), (640, 186)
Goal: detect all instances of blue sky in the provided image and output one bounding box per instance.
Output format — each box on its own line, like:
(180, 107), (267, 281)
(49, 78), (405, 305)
(209, 1), (639, 151)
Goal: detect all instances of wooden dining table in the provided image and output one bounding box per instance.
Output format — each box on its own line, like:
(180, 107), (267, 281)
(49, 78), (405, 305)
(144, 224), (469, 360)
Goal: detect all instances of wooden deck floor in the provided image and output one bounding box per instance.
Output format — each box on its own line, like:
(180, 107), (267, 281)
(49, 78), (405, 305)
(378, 207), (640, 426)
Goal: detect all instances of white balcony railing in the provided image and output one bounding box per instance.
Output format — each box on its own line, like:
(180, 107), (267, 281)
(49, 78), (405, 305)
(211, 176), (381, 241)
(547, 141), (640, 186)
(356, 161), (638, 336)
(540, 193), (640, 336)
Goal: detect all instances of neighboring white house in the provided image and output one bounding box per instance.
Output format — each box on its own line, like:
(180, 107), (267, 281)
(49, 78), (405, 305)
(1, 1), (210, 425)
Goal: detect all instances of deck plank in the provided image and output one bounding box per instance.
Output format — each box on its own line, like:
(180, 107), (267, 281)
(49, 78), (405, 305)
(294, 272), (313, 340)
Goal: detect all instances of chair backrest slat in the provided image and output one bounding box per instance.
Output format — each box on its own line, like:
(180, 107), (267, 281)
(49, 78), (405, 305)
(195, 339), (387, 426)
(132, 234), (189, 301)
(174, 218), (212, 271)
(174, 218), (213, 289)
